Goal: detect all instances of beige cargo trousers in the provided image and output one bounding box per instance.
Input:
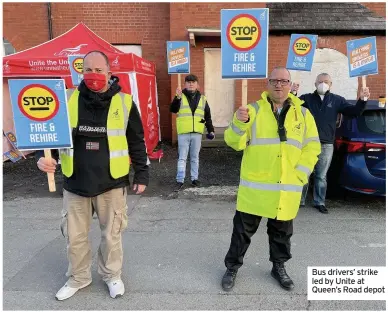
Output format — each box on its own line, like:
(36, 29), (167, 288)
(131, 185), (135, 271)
(61, 187), (128, 287)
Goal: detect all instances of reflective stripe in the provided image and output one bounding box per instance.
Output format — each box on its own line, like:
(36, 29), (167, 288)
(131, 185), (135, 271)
(296, 164), (312, 176)
(66, 89), (75, 101)
(301, 106), (307, 139)
(199, 96), (205, 109)
(178, 112), (204, 118)
(251, 102), (260, 114)
(177, 113), (193, 117)
(301, 106), (307, 117)
(110, 150), (129, 158)
(119, 93), (129, 131)
(250, 138), (280, 145)
(250, 102), (260, 142)
(250, 137), (302, 149)
(286, 138), (302, 150)
(107, 129), (126, 136)
(303, 136), (320, 147)
(180, 104), (190, 109)
(60, 149), (74, 157)
(249, 102), (303, 148)
(240, 179), (303, 192)
(231, 123), (246, 136)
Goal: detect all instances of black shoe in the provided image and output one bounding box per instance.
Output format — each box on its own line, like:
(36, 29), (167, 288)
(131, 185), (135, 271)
(191, 180), (200, 187)
(221, 268), (238, 291)
(314, 205), (328, 214)
(174, 182), (184, 192)
(271, 262), (295, 290)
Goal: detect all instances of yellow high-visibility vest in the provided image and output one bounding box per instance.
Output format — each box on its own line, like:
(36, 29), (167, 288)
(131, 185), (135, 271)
(176, 94), (206, 134)
(225, 92), (321, 221)
(60, 89), (132, 179)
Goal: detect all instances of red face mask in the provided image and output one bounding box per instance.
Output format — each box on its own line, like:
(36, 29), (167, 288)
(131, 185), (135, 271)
(83, 73), (107, 92)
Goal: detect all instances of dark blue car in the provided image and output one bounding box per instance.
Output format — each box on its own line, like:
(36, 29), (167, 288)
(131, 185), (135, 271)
(327, 100), (386, 197)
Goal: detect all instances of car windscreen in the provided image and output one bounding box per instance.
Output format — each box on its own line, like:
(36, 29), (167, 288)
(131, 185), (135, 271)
(357, 109), (386, 135)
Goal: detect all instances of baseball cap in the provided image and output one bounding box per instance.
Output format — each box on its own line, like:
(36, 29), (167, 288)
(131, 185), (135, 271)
(185, 74), (198, 82)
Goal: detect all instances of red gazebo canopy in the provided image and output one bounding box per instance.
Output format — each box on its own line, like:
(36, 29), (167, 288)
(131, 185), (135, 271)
(3, 22), (155, 78)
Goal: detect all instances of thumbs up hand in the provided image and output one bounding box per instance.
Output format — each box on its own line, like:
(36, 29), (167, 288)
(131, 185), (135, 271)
(236, 106), (249, 122)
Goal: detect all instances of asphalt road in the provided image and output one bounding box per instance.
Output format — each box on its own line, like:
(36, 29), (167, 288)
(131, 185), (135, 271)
(3, 144), (386, 310)
(3, 196), (386, 310)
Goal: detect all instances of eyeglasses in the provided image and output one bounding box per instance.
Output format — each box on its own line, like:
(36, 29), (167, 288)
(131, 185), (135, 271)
(269, 79), (290, 86)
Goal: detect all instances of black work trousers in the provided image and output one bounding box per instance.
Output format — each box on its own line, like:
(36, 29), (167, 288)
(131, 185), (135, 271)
(224, 210), (293, 270)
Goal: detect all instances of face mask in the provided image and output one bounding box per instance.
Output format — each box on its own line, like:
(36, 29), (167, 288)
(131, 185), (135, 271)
(83, 73), (107, 92)
(317, 82), (330, 95)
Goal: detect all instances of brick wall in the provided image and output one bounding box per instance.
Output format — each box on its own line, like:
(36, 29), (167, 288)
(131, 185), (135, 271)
(361, 2), (386, 17)
(3, 2), (172, 140)
(169, 2), (386, 143)
(51, 2), (171, 140)
(3, 3), (49, 51)
(317, 35), (386, 99)
(3, 2), (386, 144)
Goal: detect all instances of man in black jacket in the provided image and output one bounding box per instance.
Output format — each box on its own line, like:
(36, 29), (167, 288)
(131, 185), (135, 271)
(292, 73), (370, 213)
(36, 51), (149, 300)
(170, 74), (214, 189)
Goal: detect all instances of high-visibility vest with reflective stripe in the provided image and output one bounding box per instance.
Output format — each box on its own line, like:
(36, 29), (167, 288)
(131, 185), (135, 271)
(225, 91), (321, 221)
(60, 89), (132, 179)
(176, 94), (206, 134)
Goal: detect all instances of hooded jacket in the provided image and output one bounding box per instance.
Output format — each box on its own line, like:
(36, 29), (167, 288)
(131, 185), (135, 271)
(225, 92), (321, 221)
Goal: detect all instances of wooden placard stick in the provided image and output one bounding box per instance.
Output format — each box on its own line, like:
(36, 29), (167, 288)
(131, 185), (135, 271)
(293, 70), (301, 95)
(361, 75), (367, 101)
(44, 149), (56, 192)
(178, 73), (181, 90)
(241, 79), (248, 107)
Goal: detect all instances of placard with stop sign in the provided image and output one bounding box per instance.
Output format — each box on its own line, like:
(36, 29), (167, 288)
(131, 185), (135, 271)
(8, 79), (72, 150)
(221, 8), (269, 79)
(286, 34), (318, 71)
(68, 55), (84, 86)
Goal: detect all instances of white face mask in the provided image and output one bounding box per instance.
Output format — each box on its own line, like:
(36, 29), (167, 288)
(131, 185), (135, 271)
(317, 82), (330, 95)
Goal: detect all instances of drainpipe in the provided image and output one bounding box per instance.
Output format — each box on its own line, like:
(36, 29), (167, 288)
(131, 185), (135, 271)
(47, 3), (53, 40)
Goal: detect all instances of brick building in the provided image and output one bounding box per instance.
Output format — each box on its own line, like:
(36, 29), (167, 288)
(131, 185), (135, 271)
(3, 2), (386, 143)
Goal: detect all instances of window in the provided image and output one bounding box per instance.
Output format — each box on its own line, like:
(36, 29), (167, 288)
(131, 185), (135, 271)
(113, 45), (142, 57)
(3, 38), (16, 56)
(357, 110), (386, 135)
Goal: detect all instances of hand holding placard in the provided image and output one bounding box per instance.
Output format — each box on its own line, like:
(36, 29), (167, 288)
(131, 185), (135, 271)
(236, 106), (249, 122)
(361, 76), (370, 101)
(291, 82), (300, 95)
(38, 150), (57, 192)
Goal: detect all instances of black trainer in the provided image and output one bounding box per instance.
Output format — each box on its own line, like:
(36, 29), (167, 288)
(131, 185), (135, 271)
(174, 182), (184, 192)
(221, 268), (238, 291)
(271, 262), (295, 290)
(191, 180), (200, 187)
(314, 205), (328, 214)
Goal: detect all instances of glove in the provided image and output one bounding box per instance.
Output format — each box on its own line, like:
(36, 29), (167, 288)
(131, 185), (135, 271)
(206, 132), (215, 140)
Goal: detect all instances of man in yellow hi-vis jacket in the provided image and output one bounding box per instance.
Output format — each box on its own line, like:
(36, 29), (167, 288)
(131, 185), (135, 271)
(221, 67), (321, 292)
